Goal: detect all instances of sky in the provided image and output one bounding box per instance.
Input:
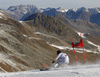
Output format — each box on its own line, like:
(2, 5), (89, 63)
(0, 0), (99, 9)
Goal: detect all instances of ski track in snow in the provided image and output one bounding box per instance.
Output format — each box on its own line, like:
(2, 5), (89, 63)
(0, 64), (100, 77)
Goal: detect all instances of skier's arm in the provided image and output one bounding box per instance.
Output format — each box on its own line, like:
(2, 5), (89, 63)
(53, 53), (61, 62)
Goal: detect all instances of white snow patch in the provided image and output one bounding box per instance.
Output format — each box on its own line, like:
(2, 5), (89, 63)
(87, 40), (100, 52)
(72, 8), (77, 12)
(96, 8), (100, 13)
(56, 7), (69, 12)
(87, 40), (99, 47)
(35, 32), (42, 35)
(57, 9), (69, 12)
(98, 11), (100, 13)
(23, 10), (28, 14)
(23, 34), (40, 40)
(47, 42), (72, 50)
(76, 31), (86, 38)
(35, 32), (55, 38)
(28, 37), (40, 40)
(19, 21), (23, 23)
(23, 34), (27, 37)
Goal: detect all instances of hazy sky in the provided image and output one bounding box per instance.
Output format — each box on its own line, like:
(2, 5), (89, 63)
(0, 0), (99, 9)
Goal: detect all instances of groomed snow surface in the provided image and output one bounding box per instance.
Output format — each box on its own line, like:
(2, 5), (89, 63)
(0, 64), (100, 77)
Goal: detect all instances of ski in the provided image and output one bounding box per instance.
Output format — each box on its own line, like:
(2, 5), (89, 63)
(40, 69), (49, 71)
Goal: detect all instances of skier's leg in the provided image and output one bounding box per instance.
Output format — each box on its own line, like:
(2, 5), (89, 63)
(65, 56), (69, 64)
(54, 63), (59, 68)
(54, 60), (63, 68)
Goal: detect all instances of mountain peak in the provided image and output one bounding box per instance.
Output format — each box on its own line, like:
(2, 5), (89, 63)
(77, 7), (86, 10)
(56, 7), (63, 10)
(77, 7), (89, 12)
(24, 13), (42, 21)
(56, 7), (69, 12)
(2, 5), (41, 20)
(7, 4), (38, 11)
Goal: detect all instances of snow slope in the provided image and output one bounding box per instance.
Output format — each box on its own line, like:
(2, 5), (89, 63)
(0, 64), (100, 77)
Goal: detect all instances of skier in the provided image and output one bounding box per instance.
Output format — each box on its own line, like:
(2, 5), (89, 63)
(52, 50), (69, 67)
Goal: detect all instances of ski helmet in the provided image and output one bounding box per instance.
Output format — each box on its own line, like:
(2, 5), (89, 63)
(57, 50), (61, 55)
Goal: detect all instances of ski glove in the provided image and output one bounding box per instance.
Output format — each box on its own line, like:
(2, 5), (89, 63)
(52, 61), (55, 63)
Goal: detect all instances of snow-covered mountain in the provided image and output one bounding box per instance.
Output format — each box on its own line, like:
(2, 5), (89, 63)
(56, 7), (69, 12)
(7, 5), (41, 14)
(56, 7), (100, 13)
(0, 5), (100, 21)
(1, 5), (100, 26)
(1, 5), (41, 20)
(42, 7), (100, 26)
